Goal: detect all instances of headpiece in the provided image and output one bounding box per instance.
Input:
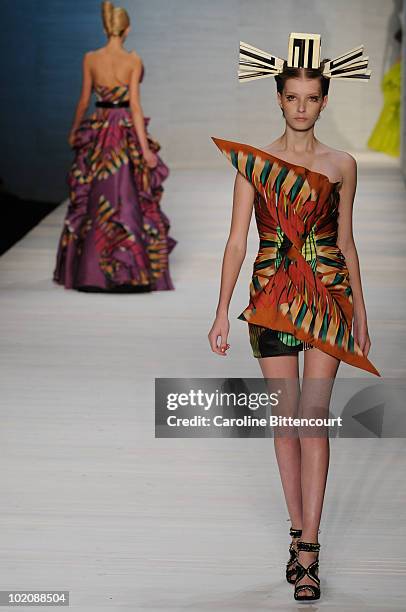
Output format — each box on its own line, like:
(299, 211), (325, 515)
(238, 32), (371, 83)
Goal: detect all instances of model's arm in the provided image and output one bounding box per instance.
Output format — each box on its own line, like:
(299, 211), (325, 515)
(128, 52), (157, 168)
(336, 153), (371, 357)
(208, 172), (255, 356)
(68, 52), (93, 145)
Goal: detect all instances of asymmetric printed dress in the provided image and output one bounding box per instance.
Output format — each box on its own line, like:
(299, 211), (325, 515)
(212, 137), (380, 377)
(53, 65), (176, 292)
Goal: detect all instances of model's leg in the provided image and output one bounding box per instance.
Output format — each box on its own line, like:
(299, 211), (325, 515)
(294, 347), (340, 598)
(259, 355), (302, 575)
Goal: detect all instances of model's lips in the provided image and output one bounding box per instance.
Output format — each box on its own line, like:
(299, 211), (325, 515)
(295, 117), (308, 120)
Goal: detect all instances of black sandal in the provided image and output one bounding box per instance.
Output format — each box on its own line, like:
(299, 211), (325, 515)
(286, 527), (302, 584)
(294, 540), (321, 602)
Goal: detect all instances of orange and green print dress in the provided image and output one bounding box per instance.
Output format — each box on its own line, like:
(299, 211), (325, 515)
(212, 137), (380, 377)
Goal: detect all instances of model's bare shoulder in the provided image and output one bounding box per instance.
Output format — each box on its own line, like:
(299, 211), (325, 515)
(335, 150), (357, 180)
(88, 48), (104, 56)
(328, 147), (356, 163)
(327, 151), (356, 194)
(322, 147), (355, 181)
(82, 51), (96, 69)
(129, 50), (142, 64)
(128, 51), (143, 76)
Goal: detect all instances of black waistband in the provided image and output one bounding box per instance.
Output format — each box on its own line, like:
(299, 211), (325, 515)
(95, 101), (129, 108)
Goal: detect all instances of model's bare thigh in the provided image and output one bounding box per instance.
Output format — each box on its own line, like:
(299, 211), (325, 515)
(303, 346), (341, 379)
(300, 347), (340, 433)
(259, 354), (299, 379)
(259, 355), (300, 432)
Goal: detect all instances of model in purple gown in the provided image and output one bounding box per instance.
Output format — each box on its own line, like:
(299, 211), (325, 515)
(53, 65), (176, 292)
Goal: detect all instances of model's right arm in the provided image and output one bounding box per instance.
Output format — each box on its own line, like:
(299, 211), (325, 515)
(208, 172), (255, 356)
(68, 52), (93, 145)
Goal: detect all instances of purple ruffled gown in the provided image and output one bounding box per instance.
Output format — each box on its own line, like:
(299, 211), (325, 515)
(53, 66), (176, 292)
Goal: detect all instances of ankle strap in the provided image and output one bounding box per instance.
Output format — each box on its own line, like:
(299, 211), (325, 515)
(289, 527), (302, 537)
(298, 540), (320, 552)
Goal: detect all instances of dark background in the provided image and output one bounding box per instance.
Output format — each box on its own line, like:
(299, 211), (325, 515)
(0, 0), (105, 202)
(0, 1), (113, 252)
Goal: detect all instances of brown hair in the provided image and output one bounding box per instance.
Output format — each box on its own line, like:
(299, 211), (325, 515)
(101, 1), (130, 37)
(274, 59), (331, 97)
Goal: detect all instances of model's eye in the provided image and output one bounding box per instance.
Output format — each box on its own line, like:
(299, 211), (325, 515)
(286, 95), (295, 100)
(310, 96), (319, 101)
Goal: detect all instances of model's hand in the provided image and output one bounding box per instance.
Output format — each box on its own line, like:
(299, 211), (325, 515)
(143, 148), (158, 169)
(208, 314), (230, 356)
(353, 313), (371, 356)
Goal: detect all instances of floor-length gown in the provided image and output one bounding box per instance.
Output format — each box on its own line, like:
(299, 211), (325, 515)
(53, 65), (176, 292)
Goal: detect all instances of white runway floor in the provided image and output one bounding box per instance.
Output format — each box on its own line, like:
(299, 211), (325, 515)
(1, 155), (406, 610)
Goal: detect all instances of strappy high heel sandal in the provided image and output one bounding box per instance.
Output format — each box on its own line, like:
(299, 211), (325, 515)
(294, 540), (321, 602)
(286, 527), (302, 584)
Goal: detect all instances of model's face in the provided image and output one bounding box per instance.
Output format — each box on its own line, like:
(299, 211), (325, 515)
(278, 77), (327, 129)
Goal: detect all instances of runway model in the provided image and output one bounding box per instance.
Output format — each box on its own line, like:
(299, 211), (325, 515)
(209, 33), (380, 602)
(53, 1), (176, 292)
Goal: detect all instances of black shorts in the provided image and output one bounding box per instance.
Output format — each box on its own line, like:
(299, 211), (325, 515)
(248, 323), (314, 358)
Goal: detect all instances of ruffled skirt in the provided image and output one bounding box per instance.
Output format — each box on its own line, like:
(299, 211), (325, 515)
(53, 109), (176, 291)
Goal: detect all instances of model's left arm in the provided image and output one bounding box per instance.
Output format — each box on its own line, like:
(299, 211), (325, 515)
(336, 153), (371, 357)
(128, 53), (157, 169)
